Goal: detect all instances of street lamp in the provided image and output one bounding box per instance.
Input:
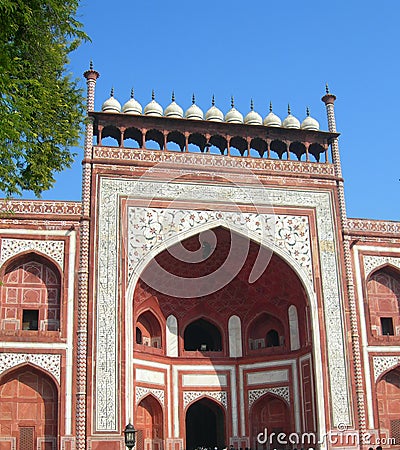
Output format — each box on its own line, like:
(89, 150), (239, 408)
(124, 422), (137, 450)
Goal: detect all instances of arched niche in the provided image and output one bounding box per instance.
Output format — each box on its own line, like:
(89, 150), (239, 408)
(1, 253), (61, 332)
(166, 314), (178, 357)
(250, 394), (291, 449)
(136, 395), (164, 450)
(288, 304), (300, 350)
(376, 366), (400, 444)
(228, 315), (242, 357)
(366, 266), (400, 339)
(184, 318), (222, 352)
(136, 310), (162, 349)
(247, 312), (285, 351)
(185, 397), (225, 450)
(0, 365), (58, 447)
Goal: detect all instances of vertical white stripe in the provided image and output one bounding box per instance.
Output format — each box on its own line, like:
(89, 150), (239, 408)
(353, 246), (374, 429)
(65, 230), (76, 435)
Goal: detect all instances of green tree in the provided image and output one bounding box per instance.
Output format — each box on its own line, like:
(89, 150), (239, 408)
(0, 0), (88, 197)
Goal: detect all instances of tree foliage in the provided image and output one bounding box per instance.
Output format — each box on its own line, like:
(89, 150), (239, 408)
(0, 0), (88, 196)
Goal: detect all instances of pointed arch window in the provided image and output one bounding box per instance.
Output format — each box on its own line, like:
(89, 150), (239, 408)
(1, 254), (61, 333)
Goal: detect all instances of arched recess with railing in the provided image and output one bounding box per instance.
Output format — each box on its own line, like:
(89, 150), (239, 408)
(135, 309), (163, 350)
(183, 317), (223, 352)
(366, 265), (400, 341)
(0, 252), (61, 333)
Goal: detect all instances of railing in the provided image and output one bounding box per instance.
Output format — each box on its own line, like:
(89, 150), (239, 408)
(90, 112), (338, 164)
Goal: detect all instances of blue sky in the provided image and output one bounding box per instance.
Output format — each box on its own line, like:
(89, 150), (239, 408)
(29, 0), (399, 221)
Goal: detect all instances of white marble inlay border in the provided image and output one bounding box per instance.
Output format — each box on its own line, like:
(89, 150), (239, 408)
(95, 176), (350, 430)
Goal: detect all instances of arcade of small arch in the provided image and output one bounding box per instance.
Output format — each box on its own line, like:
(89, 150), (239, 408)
(97, 125), (328, 162)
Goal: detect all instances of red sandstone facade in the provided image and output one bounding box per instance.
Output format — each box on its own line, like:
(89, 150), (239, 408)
(0, 68), (399, 450)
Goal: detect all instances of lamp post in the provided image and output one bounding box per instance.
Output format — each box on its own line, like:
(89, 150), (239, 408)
(124, 422), (137, 450)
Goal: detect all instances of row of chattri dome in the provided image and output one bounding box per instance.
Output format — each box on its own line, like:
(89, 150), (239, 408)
(101, 89), (321, 131)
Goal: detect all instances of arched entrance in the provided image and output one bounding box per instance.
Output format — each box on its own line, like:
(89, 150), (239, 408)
(0, 365), (58, 450)
(136, 395), (164, 450)
(376, 366), (400, 445)
(133, 226), (317, 446)
(250, 394), (292, 450)
(186, 398), (225, 450)
(184, 318), (222, 351)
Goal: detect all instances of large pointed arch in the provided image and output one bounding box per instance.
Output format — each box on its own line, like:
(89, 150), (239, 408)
(125, 221), (325, 437)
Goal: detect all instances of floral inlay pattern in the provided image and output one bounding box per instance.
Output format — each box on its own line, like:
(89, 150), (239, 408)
(128, 209), (312, 282)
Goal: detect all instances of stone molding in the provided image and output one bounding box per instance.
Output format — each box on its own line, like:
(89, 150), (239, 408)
(93, 147), (335, 177)
(347, 218), (400, 235)
(0, 200), (81, 216)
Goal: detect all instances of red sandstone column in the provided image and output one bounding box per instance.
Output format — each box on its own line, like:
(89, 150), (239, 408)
(322, 86), (366, 445)
(77, 62), (100, 450)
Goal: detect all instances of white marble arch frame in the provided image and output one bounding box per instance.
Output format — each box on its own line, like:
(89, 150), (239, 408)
(95, 177), (350, 436)
(125, 219), (326, 441)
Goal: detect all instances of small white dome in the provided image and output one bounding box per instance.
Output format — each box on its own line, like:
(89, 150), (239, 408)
(301, 108), (320, 131)
(205, 96), (224, 122)
(102, 88), (121, 113)
(224, 97), (243, 124)
(185, 94), (204, 120)
(144, 90), (163, 117)
(263, 102), (282, 127)
(122, 88), (142, 115)
(282, 105), (300, 129)
(164, 92), (183, 118)
(244, 100), (262, 125)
